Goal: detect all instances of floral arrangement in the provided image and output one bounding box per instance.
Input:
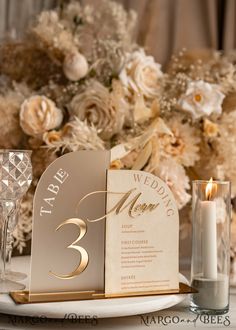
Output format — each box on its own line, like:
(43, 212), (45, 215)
(0, 0), (236, 264)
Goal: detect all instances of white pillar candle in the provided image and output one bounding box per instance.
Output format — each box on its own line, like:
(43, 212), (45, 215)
(201, 200), (217, 279)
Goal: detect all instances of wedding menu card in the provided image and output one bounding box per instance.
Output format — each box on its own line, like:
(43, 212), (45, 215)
(105, 170), (179, 295)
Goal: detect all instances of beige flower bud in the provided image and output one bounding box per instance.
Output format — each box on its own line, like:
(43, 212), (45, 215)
(203, 118), (219, 138)
(43, 130), (62, 144)
(20, 96), (63, 137)
(110, 159), (123, 170)
(63, 51), (89, 81)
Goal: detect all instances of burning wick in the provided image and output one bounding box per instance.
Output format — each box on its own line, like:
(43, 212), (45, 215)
(201, 177), (218, 279)
(205, 177), (217, 201)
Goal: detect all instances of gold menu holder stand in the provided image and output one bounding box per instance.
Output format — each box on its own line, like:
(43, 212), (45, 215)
(10, 282), (197, 304)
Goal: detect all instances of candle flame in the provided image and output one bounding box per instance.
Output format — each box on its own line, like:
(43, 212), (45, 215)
(205, 177), (217, 200)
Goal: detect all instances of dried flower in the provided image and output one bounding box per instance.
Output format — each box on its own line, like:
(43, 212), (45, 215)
(211, 111), (236, 197)
(0, 89), (27, 148)
(194, 110), (236, 197)
(133, 95), (159, 124)
(76, 0), (137, 61)
(131, 140), (153, 170)
(160, 117), (200, 167)
(121, 150), (139, 169)
(178, 80), (225, 119)
(44, 117), (105, 152)
(144, 138), (160, 173)
(113, 118), (172, 171)
(20, 96), (63, 137)
(32, 10), (78, 61)
(154, 157), (191, 209)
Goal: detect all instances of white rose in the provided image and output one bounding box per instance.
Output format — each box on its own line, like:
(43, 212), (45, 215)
(178, 80), (225, 119)
(119, 49), (163, 99)
(20, 96), (63, 136)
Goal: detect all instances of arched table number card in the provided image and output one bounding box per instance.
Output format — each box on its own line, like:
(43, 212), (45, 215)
(10, 151), (195, 304)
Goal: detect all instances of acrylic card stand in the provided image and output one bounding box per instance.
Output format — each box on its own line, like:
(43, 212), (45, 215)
(10, 283), (197, 304)
(10, 151), (196, 304)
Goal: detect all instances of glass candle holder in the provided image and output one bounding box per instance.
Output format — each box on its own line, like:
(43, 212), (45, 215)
(190, 180), (231, 315)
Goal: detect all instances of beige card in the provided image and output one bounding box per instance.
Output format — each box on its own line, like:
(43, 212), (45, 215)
(105, 170), (179, 295)
(30, 151), (110, 295)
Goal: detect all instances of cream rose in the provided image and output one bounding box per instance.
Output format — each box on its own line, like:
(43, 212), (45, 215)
(178, 80), (225, 119)
(20, 96), (63, 136)
(69, 81), (125, 139)
(119, 49), (163, 99)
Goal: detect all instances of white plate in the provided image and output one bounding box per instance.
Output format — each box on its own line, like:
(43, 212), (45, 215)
(0, 257), (188, 318)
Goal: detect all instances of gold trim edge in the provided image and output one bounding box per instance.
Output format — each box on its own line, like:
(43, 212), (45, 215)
(10, 282), (197, 304)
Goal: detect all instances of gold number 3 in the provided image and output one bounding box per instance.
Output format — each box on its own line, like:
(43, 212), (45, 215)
(49, 218), (89, 279)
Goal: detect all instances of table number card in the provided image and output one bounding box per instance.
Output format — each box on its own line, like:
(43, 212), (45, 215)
(105, 170), (179, 296)
(30, 151), (110, 296)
